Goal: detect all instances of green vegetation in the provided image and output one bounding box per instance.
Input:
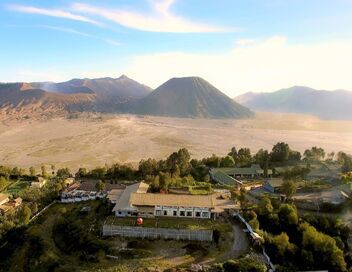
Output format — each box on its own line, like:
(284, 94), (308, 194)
(0, 143), (351, 271)
(105, 216), (231, 232)
(5, 180), (29, 195)
(219, 257), (267, 272)
(0, 201), (233, 271)
(245, 198), (351, 271)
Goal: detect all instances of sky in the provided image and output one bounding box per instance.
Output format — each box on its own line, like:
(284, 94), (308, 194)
(1, 0), (352, 96)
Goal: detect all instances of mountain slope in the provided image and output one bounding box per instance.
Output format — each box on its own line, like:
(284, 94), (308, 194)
(0, 83), (96, 118)
(34, 75), (151, 102)
(0, 75), (152, 118)
(235, 86), (352, 120)
(127, 77), (254, 118)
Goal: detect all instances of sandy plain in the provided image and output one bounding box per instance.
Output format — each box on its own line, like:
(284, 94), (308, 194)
(1, 112), (352, 170)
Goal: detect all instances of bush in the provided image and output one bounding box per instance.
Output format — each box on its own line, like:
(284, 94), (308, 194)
(222, 257), (267, 272)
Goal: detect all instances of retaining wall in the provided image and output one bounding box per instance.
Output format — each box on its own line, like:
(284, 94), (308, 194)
(102, 225), (213, 242)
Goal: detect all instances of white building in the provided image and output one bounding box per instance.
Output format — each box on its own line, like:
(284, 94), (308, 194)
(112, 182), (235, 220)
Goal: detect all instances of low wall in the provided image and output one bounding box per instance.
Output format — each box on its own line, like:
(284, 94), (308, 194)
(102, 225), (213, 242)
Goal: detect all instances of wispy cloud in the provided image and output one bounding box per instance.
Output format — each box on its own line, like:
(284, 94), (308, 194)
(36, 25), (121, 46)
(104, 38), (122, 46)
(38, 25), (92, 37)
(7, 4), (103, 26)
(71, 0), (232, 33)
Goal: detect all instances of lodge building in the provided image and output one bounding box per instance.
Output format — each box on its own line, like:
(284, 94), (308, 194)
(111, 182), (235, 220)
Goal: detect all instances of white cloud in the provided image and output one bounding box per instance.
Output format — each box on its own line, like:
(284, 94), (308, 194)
(8, 4), (102, 26)
(124, 36), (352, 96)
(71, 1), (232, 33)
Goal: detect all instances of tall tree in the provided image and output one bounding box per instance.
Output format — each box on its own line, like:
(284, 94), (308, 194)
(271, 142), (290, 162)
(220, 156), (235, 167)
(282, 180), (297, 199)
(29, 166), (36, 177)
(236, 148), (252, 166)
(41, 165), (47, 178)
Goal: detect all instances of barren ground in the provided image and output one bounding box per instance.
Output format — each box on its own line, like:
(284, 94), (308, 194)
(1, 112), (352, 170)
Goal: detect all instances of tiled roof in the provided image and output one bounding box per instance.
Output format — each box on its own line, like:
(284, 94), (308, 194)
(131, 193), (214, 208)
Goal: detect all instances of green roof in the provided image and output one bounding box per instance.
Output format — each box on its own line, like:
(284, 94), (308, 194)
(212, 165), (271, 176)
(210, 170), (242, 185)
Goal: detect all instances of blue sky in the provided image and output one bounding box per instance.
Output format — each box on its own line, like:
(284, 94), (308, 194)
(1, 0), (352, 96)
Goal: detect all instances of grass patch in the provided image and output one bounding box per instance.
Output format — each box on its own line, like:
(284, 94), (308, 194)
(6, 180), (29, 195)
(104, 216), (232, 231)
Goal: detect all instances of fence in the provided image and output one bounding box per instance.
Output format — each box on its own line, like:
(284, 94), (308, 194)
(102, 225), (213, 242)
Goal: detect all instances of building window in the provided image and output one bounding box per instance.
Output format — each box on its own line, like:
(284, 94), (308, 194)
(202, 212), (209, 218)
(186, 211), (192, 217)
(180, 211), (185, 216)
(195, 212), (201, 217)
(173, 211), (177, 216)
(156, 210), (162, 216)
(164, 210), (167, 216)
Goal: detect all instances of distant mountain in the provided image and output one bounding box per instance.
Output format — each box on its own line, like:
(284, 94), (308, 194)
(32, 75), (151, 103)
(127, 77), (254, 118)
(0, 75), (152, 117)
(0, 83), (96, 118)
(0, 76), (253, 119)
(235, 86), (352, 120)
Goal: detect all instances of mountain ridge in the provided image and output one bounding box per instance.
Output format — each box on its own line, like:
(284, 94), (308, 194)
(235, 86), (352, 120)
(0, 75), (252, 119)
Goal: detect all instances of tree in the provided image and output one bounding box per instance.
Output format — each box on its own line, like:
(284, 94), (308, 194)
(0, 165), (11, 179)
(238, 188), (248, 208)
(254, 149), (270, 177)
(326, 152), (335, 162)
(282, 180), (297, 199)
(228, 147), (238, 161)
(56, 168), (71, 178)
(260, 196), (274, 215)
(271, 142), (291, 162)
(30, 202), (38, 214)
(288, 150), (302, 161)
(75, 168), (87, 178)
(17, 205), (32, 225)
(283, 166), (310, 181)
(29, 166), (36, 177)
(158, 172), (171, 191)
(300, 222), (347, 271)
(304, 147), (325, 161)
(11, 167), (21, 178)
(95, 180), (105, 192)
(0, 176), (9, 191)
(41, 165), (47, 177)
(249, 217), (260, 230)
(220, 155), (235, 167)
(139, 158), (158, 178)
(237, 148), (252, 166)
(269, 232), (296, 257)
(279, 204), (298, 225)
(222, 257), (267, 272)
(202, 154), (221, 168)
